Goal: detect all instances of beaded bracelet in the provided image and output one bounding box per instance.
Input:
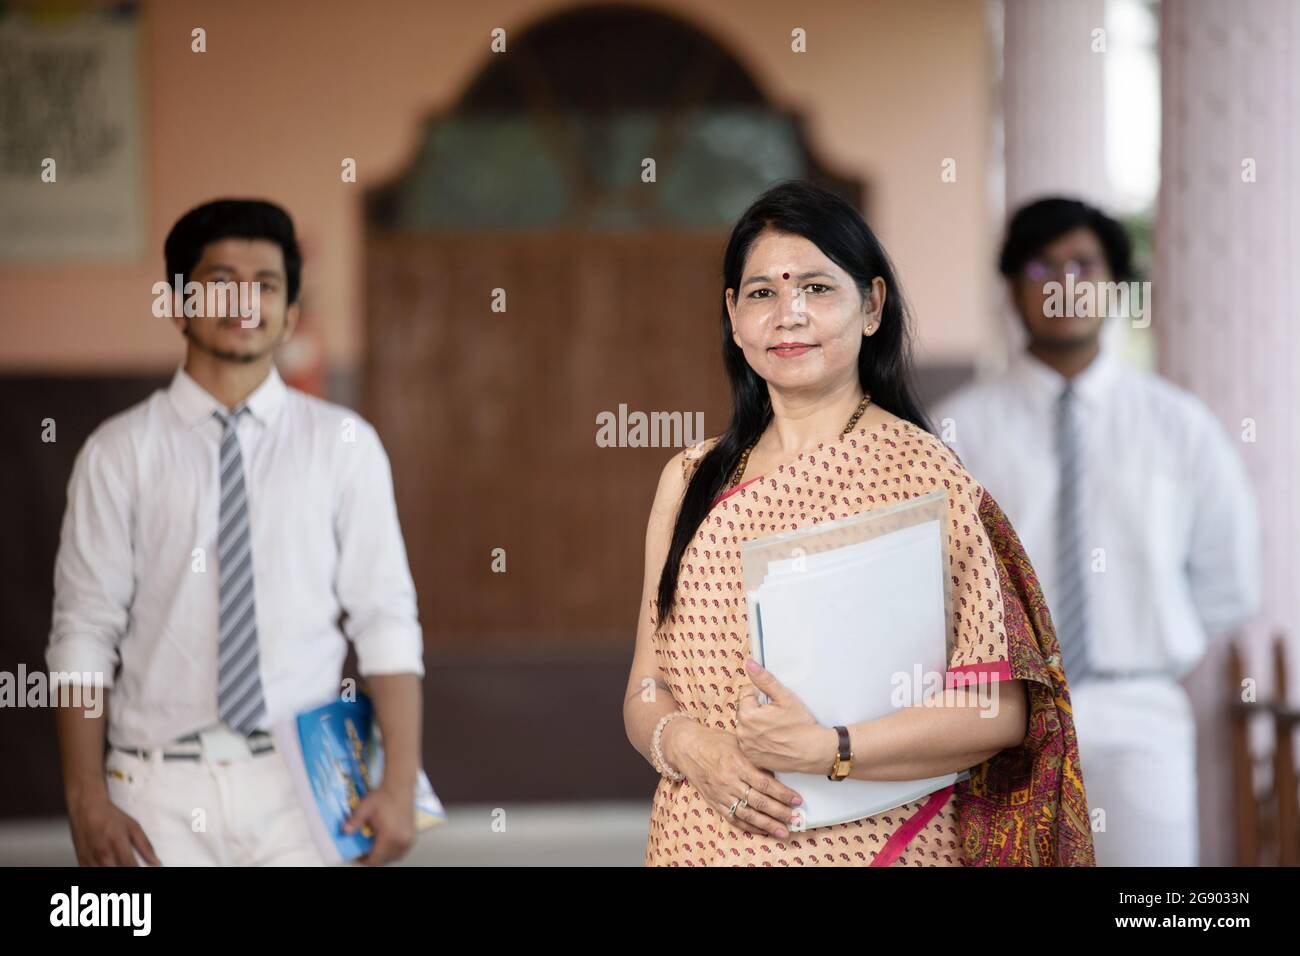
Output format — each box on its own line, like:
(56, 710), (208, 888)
(651, 710), (689, 782)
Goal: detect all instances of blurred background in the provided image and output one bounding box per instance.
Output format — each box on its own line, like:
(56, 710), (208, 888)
(1, 0), (1296, 865)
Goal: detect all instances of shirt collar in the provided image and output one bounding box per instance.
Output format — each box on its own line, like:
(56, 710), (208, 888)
(1009, 346), (1118, 409)
(167, 365), (288, 429)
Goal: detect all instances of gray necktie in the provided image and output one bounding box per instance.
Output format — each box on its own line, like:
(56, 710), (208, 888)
(1054, 382), (1092, 687)
(214, 408), (267, 734)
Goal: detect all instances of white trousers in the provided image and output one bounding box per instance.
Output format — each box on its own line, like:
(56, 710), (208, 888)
(104, 738), (331, 866)
(1070, 677), (1198, 866)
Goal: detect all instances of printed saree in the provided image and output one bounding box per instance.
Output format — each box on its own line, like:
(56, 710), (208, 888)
(644, 419), (1095, 866)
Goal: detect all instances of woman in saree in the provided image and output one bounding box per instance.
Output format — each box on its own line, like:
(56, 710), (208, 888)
(623, 180), (1095, 866)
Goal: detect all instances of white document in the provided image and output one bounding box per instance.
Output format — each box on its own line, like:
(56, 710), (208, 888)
(742, 490), (961, 830)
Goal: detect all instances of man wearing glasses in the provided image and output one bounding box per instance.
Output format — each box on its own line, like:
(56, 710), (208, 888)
(48, 200), (424, 866)
(934, 197), (1260, 865)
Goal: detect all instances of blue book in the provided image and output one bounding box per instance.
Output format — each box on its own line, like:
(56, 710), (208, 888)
(272, 694), (445, 863)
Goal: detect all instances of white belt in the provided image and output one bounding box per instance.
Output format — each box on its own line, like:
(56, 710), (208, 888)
(111, 725), (275, 763)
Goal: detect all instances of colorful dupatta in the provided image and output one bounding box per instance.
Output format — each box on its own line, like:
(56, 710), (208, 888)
(953, 490), (1096, 866)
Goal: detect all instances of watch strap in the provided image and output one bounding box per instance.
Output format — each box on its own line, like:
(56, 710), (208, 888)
(828, 725), (852, 780)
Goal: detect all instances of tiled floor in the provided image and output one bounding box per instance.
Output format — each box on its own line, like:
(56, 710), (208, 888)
(0, 801), (653, 867)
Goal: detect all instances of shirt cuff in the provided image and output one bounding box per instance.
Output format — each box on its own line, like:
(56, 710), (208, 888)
(353, 622), (425, 678)
(46, 636), (118, 689)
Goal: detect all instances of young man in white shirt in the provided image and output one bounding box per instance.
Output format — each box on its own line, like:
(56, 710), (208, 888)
(48, 199), (425, 866)
(935, 197), (1260, 866)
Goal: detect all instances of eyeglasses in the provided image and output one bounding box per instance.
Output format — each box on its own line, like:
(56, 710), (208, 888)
(1022, 257), (1107, 281)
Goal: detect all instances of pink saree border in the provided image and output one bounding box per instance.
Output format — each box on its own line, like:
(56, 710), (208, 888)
(944, 660), (1013, 688)
(710, 475), (761, 509)
(870, 784), (956, 867)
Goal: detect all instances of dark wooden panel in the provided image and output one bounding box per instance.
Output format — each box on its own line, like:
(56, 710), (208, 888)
(418, 647), (656, 803)
(364, 231), (733, 646)
(0, 374), (169, 820)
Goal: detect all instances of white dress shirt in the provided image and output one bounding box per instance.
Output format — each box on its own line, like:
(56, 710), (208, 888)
(934, 347), (1260, 680)
(47, 366), (424, 749)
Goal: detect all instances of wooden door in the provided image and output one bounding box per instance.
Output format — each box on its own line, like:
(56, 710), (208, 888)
(364, 230), (731, 650)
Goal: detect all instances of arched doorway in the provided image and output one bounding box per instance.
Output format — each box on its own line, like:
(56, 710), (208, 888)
(363, 4), (864, 801)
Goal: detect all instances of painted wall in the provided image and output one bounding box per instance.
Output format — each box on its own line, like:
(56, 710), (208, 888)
(0, 0), (994, 373)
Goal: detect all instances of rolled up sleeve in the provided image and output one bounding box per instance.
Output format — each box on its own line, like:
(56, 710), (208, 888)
(47, 432), (134, 687)
(333, 419), (425, 677)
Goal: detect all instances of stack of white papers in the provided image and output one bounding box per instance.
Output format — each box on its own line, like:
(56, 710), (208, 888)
(742, 490), (960, 830)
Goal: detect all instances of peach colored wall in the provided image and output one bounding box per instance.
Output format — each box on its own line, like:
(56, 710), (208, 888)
(0, 0), (992, 372)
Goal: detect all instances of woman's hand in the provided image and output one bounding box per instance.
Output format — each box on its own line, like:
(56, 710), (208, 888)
(664, 718), (803, 840)
(736, 657), (837, 776)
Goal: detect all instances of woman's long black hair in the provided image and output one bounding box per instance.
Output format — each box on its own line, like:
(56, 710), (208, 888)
(654, 179), (933, 625)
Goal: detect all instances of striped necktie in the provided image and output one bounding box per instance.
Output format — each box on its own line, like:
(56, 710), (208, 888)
(214, 407), (267, 734)
(1054, 382), (1092, 687)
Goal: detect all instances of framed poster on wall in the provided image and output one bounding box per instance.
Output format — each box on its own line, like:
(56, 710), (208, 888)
(0, 3), (145, 263)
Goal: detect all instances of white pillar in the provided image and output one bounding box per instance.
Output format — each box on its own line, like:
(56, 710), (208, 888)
(1002, 0), (1110, 210)
(1156, 0), (1300, 865)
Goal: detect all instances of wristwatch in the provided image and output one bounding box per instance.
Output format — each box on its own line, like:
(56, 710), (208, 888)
(827, 725), (852, 781)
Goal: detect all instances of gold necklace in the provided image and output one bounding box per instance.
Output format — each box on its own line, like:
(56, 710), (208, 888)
(726, 392), (872, 490)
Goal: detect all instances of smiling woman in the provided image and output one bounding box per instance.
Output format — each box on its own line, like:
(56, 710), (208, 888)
(621, 181), (1096, 867)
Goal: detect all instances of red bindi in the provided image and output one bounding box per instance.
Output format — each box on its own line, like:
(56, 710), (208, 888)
(782, 272), (790, 279)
